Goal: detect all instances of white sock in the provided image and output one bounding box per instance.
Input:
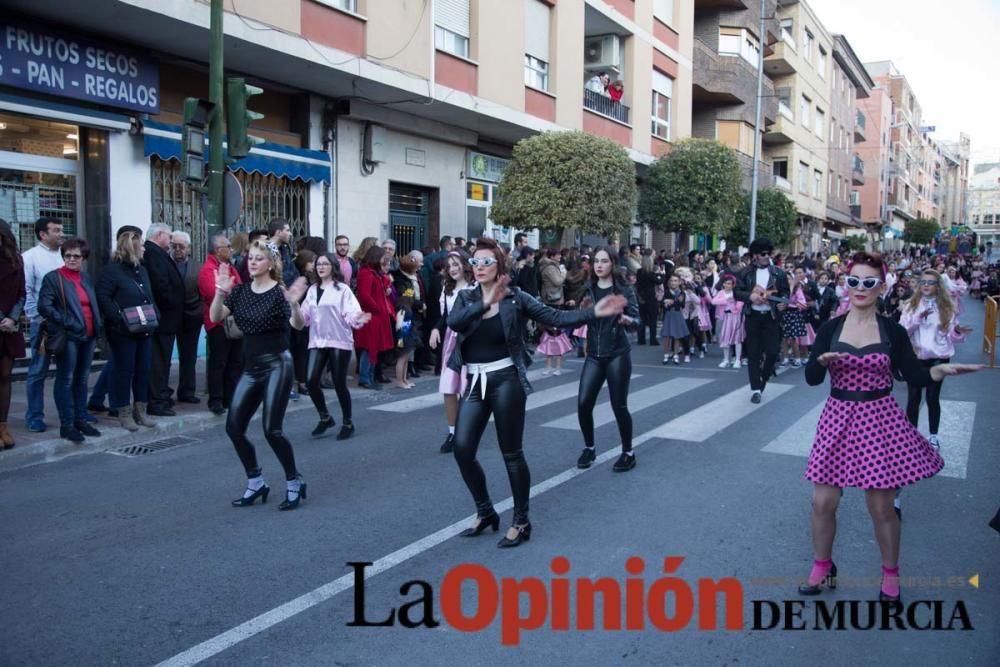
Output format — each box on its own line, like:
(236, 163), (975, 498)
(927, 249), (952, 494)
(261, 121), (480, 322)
(244, 476), (265, 498)
(448, 425), (455, 435)
(287, 478), (303, 499)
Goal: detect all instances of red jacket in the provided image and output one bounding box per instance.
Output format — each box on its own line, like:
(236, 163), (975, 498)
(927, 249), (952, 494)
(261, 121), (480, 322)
(198, 254), (242, 331)
(353, 265), (394, 356)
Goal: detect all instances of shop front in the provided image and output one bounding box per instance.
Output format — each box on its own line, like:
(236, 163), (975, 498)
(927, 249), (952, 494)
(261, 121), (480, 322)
(467, 150), (539, 248)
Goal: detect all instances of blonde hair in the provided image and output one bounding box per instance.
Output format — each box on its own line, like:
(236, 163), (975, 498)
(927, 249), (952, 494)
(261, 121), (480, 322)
(230, 232), (249, 255)
(353, 237), (377, 264)
(113, 231), (144, 266)
(247, 239), (283, 284)
(908, 269), (954, 333)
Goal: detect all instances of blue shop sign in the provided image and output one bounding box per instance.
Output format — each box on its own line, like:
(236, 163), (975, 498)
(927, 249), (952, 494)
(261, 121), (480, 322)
(0, 17), (159, 114)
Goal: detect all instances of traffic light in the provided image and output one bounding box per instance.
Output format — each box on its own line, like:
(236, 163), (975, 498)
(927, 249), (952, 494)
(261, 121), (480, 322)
(226, 77), (265, 158)
(181, 97), (215, 183)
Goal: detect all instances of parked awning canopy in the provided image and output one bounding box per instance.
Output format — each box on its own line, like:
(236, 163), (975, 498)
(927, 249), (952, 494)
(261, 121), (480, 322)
(0, 91), (132, 131)
(142, 120), (331, 184)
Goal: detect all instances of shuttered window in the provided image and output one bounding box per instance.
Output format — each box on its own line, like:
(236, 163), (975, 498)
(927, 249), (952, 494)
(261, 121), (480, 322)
(524, 0), (550, 60)
(435, 0), (471, 58)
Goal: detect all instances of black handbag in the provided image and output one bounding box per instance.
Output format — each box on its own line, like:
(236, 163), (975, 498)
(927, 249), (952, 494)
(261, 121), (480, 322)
(121, 304), (159, 334)
(39, 276), (68, 356)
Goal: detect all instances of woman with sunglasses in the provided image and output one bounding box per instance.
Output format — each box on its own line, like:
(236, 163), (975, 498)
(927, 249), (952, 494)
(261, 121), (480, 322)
(899, 270), (973, 451)
(447, 239), (627, 548)
(799, 252), (980, 603)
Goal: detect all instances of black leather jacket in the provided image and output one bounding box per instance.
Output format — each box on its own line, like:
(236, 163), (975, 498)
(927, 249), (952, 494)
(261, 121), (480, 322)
(734, 263), (790, 319)
(447, 285), (595, 395)
(582, 281), (639, 358)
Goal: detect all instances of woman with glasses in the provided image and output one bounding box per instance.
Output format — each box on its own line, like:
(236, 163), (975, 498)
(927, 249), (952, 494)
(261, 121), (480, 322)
(899, 270), (973, 451)
(0, 219), (26, 449)
(447, 239), (627, 548)
(37, 238), (103, 442)
(799, 252), (980, 604)
(300, 253), (370, 440)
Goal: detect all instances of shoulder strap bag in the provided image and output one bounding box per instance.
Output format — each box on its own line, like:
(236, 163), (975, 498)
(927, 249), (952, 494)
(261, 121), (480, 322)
(120, 268), (159, 335)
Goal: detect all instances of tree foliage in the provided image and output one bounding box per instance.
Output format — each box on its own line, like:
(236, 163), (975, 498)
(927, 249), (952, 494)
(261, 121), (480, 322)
(840, 235), (868, 252)
(637, 138), (742, 236)
(904, 217), (940, 245)
(728, 188), (798, 248)
(490, 131), (636, 238)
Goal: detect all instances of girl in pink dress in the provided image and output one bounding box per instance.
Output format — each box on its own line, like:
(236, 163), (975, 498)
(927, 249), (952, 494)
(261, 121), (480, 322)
(710, 273), (743, 368)
(833, 273), (851, 317)
(429, 251), (473, 453)
(537, 324), (573, 375)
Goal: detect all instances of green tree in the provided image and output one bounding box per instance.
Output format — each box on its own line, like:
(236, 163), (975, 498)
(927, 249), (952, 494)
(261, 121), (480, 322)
(728, 188), (797, 248)
(491, 131), (636, 238)
(903, 217), (940, 245)
(840, 235), (868, 253)
(637, 138), (742, 237)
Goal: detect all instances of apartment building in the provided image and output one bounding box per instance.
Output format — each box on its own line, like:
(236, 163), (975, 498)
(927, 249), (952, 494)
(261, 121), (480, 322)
(968, 162), (1000, 248)
(935, 134), (971, 229)
(827, 35), (872, 239)
(0, 0), (695, 258)
(761, 0), (834, 253)
(853, 82), (893, 241)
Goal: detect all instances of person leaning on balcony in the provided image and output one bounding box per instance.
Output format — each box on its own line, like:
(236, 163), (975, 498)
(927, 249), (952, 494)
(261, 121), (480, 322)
(607, 79), (624, 103)
(585, 72), (610, 95)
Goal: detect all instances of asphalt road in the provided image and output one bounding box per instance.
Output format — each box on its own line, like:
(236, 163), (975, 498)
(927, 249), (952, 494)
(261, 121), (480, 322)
(2, 298), (997, 666)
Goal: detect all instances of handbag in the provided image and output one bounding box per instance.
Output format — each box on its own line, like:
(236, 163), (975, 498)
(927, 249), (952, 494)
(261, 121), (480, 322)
(121, 304), (159, 334)
(39, 275), (69, 356)
(223, 314), (243, 340)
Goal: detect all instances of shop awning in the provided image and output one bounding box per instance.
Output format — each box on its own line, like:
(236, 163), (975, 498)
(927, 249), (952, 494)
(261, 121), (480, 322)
(142, 120), (331, 184)
(0, 91), (132, 131)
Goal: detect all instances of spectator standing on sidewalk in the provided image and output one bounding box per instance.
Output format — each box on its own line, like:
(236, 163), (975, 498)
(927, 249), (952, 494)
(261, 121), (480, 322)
(171, 231), (203, 404)
(198, 234), (243, 416)
(0, 219), (26, 449)
(268, 218), (299, 287)
(22, 217), (64, 432)
(143, 223), (183, 417)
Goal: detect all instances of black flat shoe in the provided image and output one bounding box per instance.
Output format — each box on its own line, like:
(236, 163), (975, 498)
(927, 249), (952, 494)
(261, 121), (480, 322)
(878, 590), (902, 604)
(358, 382), (382, 391)
(798, 562), (837, 595)
(612, 452), (636, 472)
(439, 433), (455, 453)
(278, 481), (307, 511)
(498, 522), (532, 548)
(232, 485), (270, 507)
(60, 426), (85, 443)
(336, 423), (355, 440)
(74, 421), (101, 437)
(311, 416), (335, 437)
(460, 513), (500, 537)
(87, 402), (108, 413)
(577, 447), (596, 469)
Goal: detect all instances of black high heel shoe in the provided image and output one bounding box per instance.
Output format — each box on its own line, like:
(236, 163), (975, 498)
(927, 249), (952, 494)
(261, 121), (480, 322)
(232, 485), (270, 507)
(278, 481), (307, 511)
(460, 512), (500, 537)
(311, 416), (335, 437)
(497, 522), (532, 548)
(798, 562), (837, 595)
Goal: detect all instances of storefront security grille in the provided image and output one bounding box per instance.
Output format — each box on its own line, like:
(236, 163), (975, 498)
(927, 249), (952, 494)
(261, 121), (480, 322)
(0, 181), (77, 250)
(150, 157), (309, 260)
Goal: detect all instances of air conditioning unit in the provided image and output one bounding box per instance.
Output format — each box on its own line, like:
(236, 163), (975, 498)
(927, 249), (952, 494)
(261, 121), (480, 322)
(584, 35), (621, 72)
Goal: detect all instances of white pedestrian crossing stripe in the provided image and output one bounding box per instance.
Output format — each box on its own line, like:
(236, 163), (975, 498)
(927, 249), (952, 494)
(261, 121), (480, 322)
(542, 377), (713, 430)
(760, 398), (975, 480)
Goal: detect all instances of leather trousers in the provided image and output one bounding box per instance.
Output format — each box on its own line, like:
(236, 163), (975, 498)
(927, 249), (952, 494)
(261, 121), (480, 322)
(226, 351), (299, 480)
(453, 366), (530, 524)
(578, 353), (633, 451)
(306, 347), (353, 423)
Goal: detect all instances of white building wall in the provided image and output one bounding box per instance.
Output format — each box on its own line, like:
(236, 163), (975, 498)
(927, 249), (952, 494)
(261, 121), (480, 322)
(335, 117), (468, 245)
(108, 132), (153, 237)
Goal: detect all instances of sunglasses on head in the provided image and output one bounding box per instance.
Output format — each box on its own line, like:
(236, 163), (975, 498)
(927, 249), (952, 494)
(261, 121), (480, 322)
(846, 276), (883, 290)
(469, 257), (497, 267)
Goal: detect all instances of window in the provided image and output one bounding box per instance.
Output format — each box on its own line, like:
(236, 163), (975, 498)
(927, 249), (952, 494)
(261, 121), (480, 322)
(773, 159), (789, 179)
(780, 18), (795, 48)
(777, 88), (793, 120)
(800, 95), (810, 128)
(799, 161), (810, 194)
(435, 0), (470, 58)
(813, 169), (822, 198)
(316, 0), (356, 11)
(651, 69), (673, 140)
(524, 0), (550, 90)
(830, 116), (835, 143)
(803, 28), (814, 64)
(653, 0), (674, 26)
(817, 47), (827, 78)
(719, 27), (759, 66)
(828, 171), (833, 194)
(815, 108), (824, 137)
(850, 190), (860, 206)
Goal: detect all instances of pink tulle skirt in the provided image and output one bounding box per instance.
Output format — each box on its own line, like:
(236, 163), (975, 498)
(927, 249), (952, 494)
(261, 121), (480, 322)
(797, 323), (816, 347)
(572, 324), (588, 338)
(438, 328), (466, 395)
(717, 312), (745, 345)
(696, 302), (712, 331)
(537, 332), (573, 356)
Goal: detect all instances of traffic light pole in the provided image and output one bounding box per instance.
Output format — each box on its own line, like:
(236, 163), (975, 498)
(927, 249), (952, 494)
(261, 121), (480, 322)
(207, 0), (225, 240)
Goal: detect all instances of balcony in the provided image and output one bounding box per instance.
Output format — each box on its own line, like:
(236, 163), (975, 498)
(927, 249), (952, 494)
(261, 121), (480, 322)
(774, 175), (792, 192)
(850, 204), (862, 219)
(583, 88), (630, 125)
(692, 39), (777, 124)
(852, 155), (865, 185)
(736, 152), (775, 193)
(763, 112), (795, 145)
(854, 110), (866, 143)
(764, 39), (796, 77)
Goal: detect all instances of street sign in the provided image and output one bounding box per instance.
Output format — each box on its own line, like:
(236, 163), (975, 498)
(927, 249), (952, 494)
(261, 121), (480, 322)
(201, 171), (243, 228)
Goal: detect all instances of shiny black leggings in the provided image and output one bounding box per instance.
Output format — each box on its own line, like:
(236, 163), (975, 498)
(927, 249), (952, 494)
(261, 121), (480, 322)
(306, 347), (352, 423)
(453, 366), (530, 524)
(906, 357), (948, 434)
(578, 353), (633, 451)
(226, 351), (299, 480)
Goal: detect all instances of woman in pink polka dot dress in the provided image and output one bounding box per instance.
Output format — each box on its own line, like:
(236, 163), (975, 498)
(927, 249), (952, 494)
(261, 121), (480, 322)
(797, 252), (981, 604)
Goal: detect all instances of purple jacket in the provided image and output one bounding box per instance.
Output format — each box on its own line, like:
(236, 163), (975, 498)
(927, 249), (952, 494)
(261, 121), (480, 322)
(300, 282), (366, 351)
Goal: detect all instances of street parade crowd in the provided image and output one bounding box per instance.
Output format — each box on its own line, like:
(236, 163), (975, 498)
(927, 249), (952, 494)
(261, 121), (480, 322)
(0, 215), (996, 593)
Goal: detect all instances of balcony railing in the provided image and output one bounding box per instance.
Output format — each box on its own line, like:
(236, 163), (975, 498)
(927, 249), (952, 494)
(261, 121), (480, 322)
(852, 155), (865, 174)
(855, 110), (866, 131)
(583, 88), (630, 125)
(850, 204), (862, 219)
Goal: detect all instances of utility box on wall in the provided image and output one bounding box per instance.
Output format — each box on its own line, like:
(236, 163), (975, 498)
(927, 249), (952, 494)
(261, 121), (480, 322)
(364, 124), (387, 163)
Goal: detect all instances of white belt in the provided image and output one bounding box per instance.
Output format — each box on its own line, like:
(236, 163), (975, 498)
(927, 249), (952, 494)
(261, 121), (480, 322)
(465, 357), (515, 400)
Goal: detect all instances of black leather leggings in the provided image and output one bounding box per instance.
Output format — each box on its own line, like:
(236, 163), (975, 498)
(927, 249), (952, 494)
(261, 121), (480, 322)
(226, 351), (299, 480)
(578, 353), (633, 451)
(906, 357), (948, 434)
(306, 347), (352, 423)
(453, 366), (530, 524)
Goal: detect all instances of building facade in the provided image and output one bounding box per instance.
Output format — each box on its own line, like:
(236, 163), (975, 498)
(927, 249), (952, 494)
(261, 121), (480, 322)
(853, 83), (892, 236)
(969, 162), (1000, 248)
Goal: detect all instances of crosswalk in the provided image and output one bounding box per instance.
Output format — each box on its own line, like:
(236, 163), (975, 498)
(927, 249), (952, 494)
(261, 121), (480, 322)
(365, 367), (978, 480)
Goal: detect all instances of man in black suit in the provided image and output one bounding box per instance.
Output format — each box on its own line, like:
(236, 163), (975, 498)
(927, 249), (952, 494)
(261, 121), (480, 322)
(171, 231), (203, 404)
(734, 237), (790, 403)
(143, 223), (184, 416)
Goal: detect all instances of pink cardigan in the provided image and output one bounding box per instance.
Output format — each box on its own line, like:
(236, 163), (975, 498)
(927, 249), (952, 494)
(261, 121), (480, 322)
(300, 282), (366, 350)
(710, 289), (743, 318)
(899, 300), (965, 360)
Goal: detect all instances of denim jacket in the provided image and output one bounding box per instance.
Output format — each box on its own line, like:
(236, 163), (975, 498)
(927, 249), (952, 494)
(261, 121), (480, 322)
(447, 285), (595, 395)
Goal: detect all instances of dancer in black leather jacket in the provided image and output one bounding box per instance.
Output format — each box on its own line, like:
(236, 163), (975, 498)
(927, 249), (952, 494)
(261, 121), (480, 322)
(575, 247), (640, 472)
(447, 239), (626, 548)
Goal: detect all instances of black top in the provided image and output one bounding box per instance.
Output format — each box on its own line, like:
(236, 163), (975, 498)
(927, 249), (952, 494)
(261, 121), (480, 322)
(95, 261), (159, 337)
(225, 283), (290, 359)
(462, 313), (507, 364)
(583, 281), (639, 358)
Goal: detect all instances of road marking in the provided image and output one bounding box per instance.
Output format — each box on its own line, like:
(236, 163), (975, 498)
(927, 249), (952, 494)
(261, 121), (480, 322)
(543, 377), (713, 430)
(488, 372), (639, 422)
(761, 401), (826, 457)
(371, 368), (560, 412)
(639, 383), (794, 442)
